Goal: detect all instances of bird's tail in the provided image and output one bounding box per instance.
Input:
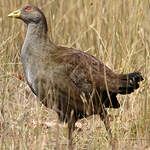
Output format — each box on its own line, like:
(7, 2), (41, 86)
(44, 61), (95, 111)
(118, 72), (143, 94)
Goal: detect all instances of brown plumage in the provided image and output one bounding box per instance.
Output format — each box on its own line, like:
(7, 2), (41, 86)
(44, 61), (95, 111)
(8, 5), (143, 148)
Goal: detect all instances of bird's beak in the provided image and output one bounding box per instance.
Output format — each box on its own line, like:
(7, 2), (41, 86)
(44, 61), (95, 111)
(8, 9), (21, 18)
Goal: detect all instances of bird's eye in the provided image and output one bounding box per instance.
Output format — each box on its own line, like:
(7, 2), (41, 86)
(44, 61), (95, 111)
(25, 6), (31, 11)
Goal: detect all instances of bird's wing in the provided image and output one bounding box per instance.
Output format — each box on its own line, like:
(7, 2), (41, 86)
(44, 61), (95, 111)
(53, 46), (121, 95)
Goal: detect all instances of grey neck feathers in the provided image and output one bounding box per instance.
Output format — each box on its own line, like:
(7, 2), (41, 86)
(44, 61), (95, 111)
(22, 21), (56, 57)
(27, 22), (48, 40)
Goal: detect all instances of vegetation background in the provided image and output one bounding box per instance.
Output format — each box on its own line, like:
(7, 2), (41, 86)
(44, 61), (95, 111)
(0, 0), (150, 149)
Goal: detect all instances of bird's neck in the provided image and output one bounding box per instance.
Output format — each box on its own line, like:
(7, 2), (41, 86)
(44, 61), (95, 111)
(26, 22), (48, 40)
(22, 21), (56, 58)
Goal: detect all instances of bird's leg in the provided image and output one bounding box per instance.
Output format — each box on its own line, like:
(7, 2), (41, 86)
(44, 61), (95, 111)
(100, 108), (117, 150)
(68, 125), (73, 150)
(67, 110), (76, 150)
(100, 108), (112, 142)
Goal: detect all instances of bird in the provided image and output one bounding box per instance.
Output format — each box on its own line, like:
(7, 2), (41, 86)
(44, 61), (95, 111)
(8, 5), (143, 149)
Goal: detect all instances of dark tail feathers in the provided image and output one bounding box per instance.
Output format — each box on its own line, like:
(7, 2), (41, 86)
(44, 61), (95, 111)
(118, 72), (143, 94)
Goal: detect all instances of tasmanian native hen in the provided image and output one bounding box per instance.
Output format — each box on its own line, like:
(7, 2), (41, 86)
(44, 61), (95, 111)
(8, 5), (143, 148)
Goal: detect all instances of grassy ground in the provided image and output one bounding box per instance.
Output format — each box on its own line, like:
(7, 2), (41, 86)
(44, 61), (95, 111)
(0, 0), (150, 149)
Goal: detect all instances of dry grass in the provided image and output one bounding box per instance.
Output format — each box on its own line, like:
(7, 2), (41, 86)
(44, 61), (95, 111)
(0, 0), (150, 149)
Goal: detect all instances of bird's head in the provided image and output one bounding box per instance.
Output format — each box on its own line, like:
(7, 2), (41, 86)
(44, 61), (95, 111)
(8, 5), (46, 25)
